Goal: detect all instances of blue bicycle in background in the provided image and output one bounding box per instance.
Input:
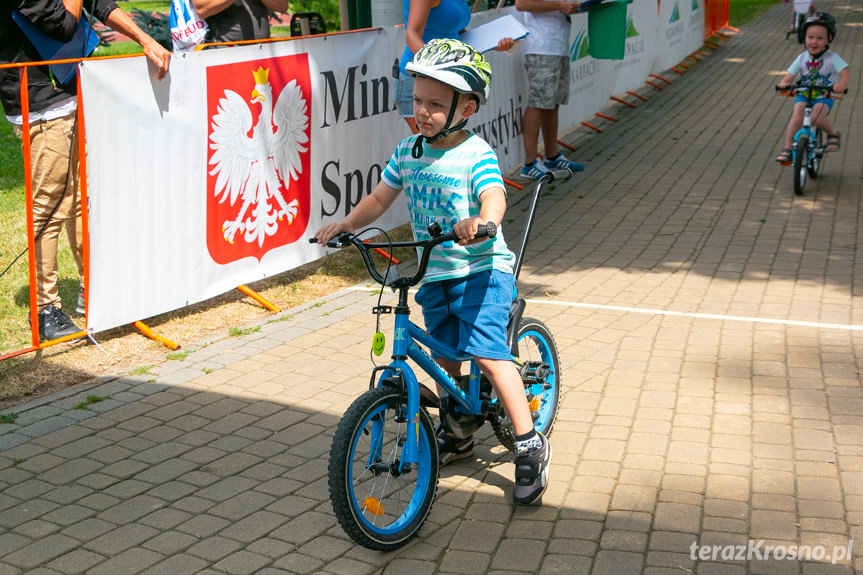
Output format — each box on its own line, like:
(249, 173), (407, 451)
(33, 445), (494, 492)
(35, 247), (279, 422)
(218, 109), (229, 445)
(311, 169), (570, 550)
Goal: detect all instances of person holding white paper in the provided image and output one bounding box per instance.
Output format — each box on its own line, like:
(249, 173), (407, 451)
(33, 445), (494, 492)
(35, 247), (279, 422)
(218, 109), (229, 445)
(515, 0), (584, 179)
(0, 0), (170, 341)
(395, 0), (514, 132)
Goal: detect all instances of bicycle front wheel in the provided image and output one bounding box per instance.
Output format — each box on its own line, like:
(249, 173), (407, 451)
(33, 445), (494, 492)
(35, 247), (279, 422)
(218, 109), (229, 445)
(793, 135), (809, 196)
(808, 129), (823, 179)
(328, 387), (438, 551)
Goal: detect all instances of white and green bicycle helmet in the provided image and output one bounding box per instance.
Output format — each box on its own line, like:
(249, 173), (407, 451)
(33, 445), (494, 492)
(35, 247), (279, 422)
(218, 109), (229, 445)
(405, 38), (492, 157)
(406, 38), (492, 105)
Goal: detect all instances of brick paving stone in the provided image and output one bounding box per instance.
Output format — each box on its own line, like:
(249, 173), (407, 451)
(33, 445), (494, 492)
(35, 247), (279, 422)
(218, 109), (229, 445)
(3, 534), (81, 569)
(591, 550), (643, 575)
(489, 538), (546, 572)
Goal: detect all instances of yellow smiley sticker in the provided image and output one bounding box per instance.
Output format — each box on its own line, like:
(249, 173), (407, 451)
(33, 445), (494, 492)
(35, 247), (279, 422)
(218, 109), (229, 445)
(372, 332), (386, 356)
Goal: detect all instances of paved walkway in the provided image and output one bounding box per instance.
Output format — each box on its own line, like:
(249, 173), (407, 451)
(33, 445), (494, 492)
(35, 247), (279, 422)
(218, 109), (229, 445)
(3, 2), (863, 573)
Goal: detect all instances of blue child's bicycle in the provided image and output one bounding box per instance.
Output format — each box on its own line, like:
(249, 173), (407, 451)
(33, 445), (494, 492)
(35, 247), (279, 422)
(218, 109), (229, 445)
(311, 169), (570, 550)
(777, 81), (843, 196)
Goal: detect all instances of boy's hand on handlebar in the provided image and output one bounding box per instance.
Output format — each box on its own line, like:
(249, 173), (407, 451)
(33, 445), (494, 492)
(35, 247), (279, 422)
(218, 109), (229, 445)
(453, 217), (487, 246)
(313, 221), (355, 247)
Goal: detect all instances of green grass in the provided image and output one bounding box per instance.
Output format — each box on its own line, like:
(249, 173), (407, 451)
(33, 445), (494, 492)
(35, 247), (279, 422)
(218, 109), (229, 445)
(92, 42), (146, 57)
(72, 394), (110, 409)
(729, 0), (780, 27)
(118, 1), (171, 12)
(229, 326), (261, 337)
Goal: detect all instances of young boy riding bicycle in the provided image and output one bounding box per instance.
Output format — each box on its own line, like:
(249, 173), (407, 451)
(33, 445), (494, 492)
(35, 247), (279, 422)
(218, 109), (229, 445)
(314, 39), (552, 505)
(775, 12), (849, 165)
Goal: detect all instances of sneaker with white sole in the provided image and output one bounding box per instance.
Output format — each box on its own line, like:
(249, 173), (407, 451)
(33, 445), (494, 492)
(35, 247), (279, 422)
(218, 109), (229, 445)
(544, 153), (584, 172)
(75, 283), (85, 315)
(30, 305), (82, 342)
(513, 432), (552, 504)
(520, 159), (551, 180)
(437, 428), (475, 466)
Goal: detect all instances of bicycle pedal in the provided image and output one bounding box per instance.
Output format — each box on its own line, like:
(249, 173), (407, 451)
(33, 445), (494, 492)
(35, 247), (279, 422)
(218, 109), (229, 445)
(780, 160), (792, 166)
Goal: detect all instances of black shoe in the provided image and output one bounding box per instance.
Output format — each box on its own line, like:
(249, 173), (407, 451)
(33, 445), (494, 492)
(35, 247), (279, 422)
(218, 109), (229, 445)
(33, 305), (82, 342)
(513, 432), (552, 505)
(437, 428), (474, 466)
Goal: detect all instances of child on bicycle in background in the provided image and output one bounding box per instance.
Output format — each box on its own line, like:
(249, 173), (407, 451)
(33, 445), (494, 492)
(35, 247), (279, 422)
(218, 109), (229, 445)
(314, 38), (552, 505)
(775, 12), (848, 165)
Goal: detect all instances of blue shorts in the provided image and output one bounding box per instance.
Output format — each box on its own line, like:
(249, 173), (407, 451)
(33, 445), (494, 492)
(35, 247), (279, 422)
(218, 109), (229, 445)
(415, 270), (515, 361)
(796, 94), (834, 111)
(392, 73), (415, 119)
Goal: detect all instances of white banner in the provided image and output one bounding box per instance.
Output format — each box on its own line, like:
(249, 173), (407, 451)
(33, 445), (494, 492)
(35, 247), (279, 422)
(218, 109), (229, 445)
(80, 1), (704, 333)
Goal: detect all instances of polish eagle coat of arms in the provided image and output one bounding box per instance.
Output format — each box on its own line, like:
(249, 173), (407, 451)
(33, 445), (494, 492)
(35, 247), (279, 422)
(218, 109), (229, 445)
(205, 55), (312, 264)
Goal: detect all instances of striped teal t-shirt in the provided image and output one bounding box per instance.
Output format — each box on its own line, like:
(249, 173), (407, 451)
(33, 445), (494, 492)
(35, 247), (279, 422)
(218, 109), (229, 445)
(381, 134), (516, 283)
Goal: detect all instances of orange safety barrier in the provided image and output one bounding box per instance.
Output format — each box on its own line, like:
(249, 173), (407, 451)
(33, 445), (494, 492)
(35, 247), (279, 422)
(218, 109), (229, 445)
(704, 0), (730, 38)
(610, 96), (637, 108)
(0, 43), (352, 359)
(503, 177), (525, 190)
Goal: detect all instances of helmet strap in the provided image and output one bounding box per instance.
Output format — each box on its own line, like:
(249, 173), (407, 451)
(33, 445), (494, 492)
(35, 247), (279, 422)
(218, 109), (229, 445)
(411, 91), (468, 158)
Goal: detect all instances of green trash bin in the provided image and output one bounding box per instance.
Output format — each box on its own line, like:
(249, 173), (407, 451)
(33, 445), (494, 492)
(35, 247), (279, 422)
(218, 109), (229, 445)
(587, 0), (633, 60)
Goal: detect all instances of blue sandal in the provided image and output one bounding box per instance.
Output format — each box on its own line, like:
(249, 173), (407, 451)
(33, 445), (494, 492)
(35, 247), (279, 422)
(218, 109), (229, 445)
(826, 133), (841, 152)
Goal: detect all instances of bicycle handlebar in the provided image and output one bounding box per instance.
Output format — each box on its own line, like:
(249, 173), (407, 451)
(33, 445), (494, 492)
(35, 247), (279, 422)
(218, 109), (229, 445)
(309, 167), (572, 288)
(309, 222), (497, 289)
(775, 82), (846, 99)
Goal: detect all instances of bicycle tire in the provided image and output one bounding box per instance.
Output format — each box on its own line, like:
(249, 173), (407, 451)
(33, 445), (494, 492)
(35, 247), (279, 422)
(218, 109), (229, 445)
(492, 317), (561, 450)
(328, 386), (438, 550)
(808, 129), (822, 179)
(793, 135), (809, 196)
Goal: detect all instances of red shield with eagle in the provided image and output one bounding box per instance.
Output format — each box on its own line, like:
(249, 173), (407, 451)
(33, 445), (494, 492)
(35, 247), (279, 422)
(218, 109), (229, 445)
(205, 54), (312, 264)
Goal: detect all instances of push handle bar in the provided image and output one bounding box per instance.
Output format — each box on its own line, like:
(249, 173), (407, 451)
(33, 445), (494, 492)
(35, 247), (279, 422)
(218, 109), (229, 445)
(309, 222), (496, 289)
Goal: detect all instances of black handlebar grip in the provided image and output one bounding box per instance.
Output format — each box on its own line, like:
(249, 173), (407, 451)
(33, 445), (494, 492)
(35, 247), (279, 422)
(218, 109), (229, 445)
(477, 222), (497, 239)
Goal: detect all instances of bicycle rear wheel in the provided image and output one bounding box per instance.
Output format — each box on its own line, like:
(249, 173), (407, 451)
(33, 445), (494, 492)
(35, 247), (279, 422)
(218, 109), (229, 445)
(328, 386), (438, 550)
(492, 317), (561, 450)
(808, 129), (823, 179)
(793, 135), (809, 196)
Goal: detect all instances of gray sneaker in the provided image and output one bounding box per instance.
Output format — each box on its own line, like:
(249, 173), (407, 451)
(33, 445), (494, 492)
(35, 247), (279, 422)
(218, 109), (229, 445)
(513, 432), (552, 505)
(32, 305), (82, 342)
(75, 283), (85, 315)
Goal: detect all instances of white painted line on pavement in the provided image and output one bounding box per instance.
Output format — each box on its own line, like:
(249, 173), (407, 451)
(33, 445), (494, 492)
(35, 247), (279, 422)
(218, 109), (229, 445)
(347, 286), (863, 331)
(523, 298), (863, 331)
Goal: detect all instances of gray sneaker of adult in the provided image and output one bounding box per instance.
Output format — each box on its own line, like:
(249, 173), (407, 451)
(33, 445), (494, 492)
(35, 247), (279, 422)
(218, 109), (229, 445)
(513, 432), (552, 505)
(37, 305), (82, 342)
(75, 283), (85, 315)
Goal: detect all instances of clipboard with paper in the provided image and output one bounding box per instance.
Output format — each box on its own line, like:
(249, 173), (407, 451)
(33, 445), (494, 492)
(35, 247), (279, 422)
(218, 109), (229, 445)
(12, 10), (100, 85)
(459, 14), (529, 53)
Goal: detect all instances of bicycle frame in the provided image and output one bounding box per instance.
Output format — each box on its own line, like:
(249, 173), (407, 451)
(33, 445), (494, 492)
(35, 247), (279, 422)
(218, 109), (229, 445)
(781, 82), (835, 164)
(384, 303), (487, 471)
